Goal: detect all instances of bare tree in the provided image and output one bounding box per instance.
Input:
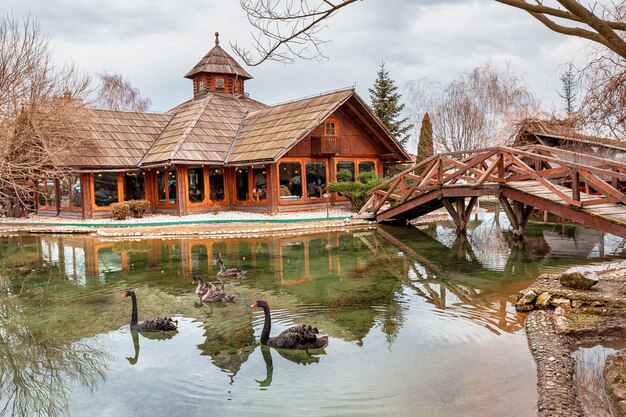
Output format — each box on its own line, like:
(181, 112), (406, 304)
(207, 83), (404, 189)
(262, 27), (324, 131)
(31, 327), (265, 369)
(94, 72), (151, 112)
(576, 5), (626, 139)
(237, 0), (626, 64)
(0, 14), (90, 217)
(406, 64), (536, 153)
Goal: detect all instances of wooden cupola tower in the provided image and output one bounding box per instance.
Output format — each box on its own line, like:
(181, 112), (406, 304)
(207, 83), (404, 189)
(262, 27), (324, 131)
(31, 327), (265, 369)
(185, 32), (253, 98)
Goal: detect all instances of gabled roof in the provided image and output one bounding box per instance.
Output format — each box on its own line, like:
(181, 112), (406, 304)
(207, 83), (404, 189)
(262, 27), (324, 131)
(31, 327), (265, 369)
(184, 33), (253, 80)
(514, 118), (626, 152)
(226, 89), (411, 164)
(70, 108), (170, 169)
(140, 93), (266, 167)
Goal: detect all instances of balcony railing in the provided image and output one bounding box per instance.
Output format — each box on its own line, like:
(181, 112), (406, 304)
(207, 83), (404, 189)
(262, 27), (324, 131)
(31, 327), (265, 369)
(311, 135), (338, 155)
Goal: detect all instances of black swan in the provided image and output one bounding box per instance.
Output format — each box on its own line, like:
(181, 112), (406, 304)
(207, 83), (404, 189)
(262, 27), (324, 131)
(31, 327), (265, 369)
(192, 276), (211, 298)
(123, 290), (178, 332)
(217, 258), (247, 278)
(201, 281), (234, 302)
(250, 300), (328, 350)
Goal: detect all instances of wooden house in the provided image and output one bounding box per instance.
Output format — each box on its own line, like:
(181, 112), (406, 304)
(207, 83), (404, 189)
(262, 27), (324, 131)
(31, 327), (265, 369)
(36, 33), (410, 219)
(514, 119), (626, 160)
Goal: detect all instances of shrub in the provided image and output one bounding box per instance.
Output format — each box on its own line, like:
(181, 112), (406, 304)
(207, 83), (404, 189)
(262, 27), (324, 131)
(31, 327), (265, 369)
(126, 199), (149, 218)
(336, 169), (354, 183)
(110, 202), (130, 220)
(328, 173), (385, 211)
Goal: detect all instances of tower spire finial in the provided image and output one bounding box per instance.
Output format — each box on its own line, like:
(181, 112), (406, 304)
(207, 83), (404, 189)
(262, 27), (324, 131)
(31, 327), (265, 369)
(215, 32), (220, 46)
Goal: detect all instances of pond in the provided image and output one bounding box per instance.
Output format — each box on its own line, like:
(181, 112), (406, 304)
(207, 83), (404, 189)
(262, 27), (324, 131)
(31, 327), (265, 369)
(1, 214), (626, 417)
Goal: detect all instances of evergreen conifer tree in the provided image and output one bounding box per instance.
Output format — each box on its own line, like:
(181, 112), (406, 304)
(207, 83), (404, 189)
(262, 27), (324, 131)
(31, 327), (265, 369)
(368, 62), (413, 147)
(416, 113), (433, 166)
(558, 63), (578, 117)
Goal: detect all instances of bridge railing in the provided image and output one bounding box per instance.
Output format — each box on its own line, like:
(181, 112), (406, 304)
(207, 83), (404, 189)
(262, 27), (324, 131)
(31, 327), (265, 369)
(359, 145), (626, 215)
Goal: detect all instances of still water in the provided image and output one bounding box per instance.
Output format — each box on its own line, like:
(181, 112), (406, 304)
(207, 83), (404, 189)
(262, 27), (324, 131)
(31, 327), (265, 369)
(1, 214), (626, 417)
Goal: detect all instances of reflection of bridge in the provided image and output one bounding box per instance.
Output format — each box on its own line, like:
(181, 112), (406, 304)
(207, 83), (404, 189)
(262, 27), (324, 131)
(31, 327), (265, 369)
(360, 145), (626, 238)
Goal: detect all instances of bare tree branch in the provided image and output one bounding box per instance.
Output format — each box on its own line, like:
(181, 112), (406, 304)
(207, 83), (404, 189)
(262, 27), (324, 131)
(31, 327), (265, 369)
(238, 0), (626, 62)
(233, 0), (360, 65)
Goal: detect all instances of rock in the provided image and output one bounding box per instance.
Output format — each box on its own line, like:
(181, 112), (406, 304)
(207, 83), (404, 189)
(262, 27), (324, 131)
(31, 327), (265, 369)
(516, 289), (537, 311)
(554, 307), (570, 334)
(559, 268), (599, 290)
(572, 299), (584, 308)
(535, 292), (552, 309)
(617, 400), (626, 416)
(551, 297), (572, 310)
(613, 383), (626, 400)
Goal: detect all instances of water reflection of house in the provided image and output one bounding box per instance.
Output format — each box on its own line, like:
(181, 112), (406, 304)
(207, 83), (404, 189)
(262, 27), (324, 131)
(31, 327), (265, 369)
(34, 232), (376, 286)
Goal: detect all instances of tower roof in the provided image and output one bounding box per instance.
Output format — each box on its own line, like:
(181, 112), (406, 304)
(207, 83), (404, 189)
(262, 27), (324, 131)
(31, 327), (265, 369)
(184, 32), (253, 80)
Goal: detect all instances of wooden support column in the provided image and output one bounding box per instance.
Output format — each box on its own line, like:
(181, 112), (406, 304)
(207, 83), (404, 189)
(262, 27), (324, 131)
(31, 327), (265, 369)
(571, 170), (580, 202)
(266, 163), (278, 215)
(81, 173), (93, 219)
(176, 165), (188, 216)
(498, 196), (534, 241)
(441, 197), (477, 236)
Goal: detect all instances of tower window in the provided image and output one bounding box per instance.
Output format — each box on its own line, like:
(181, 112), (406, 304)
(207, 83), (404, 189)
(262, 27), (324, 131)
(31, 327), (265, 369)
(215, 78), (225, 89)
(198, 80), (207, 93)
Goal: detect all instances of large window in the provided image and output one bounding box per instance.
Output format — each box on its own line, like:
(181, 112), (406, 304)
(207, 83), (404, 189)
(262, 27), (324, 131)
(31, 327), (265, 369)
(37, 179), (56, 208)
(359, 161), (376, 174)
(60, 178), (70, 208)
(336, 161), (355, 182)
(279, 162), (303, 200)
(157, 167), (177, 205)
(235, 168), (249, 201)
(306, 162), (327, 198)
(124, 172), (146, 201)
(209, 167), (225, 202)
(253, 168), (267, 201)
(188, 166), (205, 203)
(94, 173), (119, 207)
(71, 174), (82, 208)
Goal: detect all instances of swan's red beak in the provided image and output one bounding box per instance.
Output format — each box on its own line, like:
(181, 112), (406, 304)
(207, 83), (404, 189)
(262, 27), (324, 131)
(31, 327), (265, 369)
(250, 302), (257, 308)
(123, 291), (128, 298)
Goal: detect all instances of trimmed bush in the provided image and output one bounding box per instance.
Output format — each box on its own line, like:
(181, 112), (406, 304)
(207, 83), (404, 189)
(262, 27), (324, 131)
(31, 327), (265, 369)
(126, 199), (149, 218)
(328, 173), (385, 211)
(110, 202), (130, 220)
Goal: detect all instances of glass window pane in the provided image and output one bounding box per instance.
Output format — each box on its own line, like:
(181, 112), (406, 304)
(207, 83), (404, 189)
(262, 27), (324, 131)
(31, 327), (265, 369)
(60, 178), (70, 208)
(71, 174), (82, 207)
(253, 168), (267, 201)
(209, 167), (225, 202)
(157, 170), (166, 203)
(325, 121), (336, 136)
(236, 168), (249, 201)
(167, 168), (177, 204)
(279, 162), (302, 200)
(306, 162), (327, 198)
(94, 173), (119, 207)
(124, 172), (146, 201)
(359, 161), (375, 174)
(46, 179), (56, 206)
(188, 166), (205, 203)
(38, 180), (47, 206)
(336, 161), (355, 182)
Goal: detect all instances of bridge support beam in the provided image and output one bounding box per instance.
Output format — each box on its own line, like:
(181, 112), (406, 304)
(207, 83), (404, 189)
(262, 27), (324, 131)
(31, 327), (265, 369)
(498, 196), (534, 240)
(441, 196), (478, 236)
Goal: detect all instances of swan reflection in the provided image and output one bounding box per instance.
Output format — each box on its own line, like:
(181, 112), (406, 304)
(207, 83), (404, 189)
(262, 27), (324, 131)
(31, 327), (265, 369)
(255, 345), (325, 389)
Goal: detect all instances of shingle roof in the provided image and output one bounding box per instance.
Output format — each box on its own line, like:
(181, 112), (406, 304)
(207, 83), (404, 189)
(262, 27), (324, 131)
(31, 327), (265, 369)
(226, 89), (354, 164)
(184, 35), (252, 80)
(140, 93), (266, 166)
(70, 108), (170, 168)
(514, 118), (626, 151)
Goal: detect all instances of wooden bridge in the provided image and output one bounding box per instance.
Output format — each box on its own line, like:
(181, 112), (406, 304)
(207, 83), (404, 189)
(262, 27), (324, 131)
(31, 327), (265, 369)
(359, 145), (626, 239)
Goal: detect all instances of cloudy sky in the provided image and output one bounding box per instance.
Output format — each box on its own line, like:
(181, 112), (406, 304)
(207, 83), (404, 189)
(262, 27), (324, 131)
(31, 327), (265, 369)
(6, 0), (591, 148)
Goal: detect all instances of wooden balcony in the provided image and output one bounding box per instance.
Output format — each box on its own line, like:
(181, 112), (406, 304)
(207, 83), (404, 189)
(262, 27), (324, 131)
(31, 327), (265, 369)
(311, 135), (338, 155)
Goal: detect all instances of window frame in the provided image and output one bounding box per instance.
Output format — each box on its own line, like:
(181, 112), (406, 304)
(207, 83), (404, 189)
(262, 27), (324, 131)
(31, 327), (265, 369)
(277, 158), (329, 205)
